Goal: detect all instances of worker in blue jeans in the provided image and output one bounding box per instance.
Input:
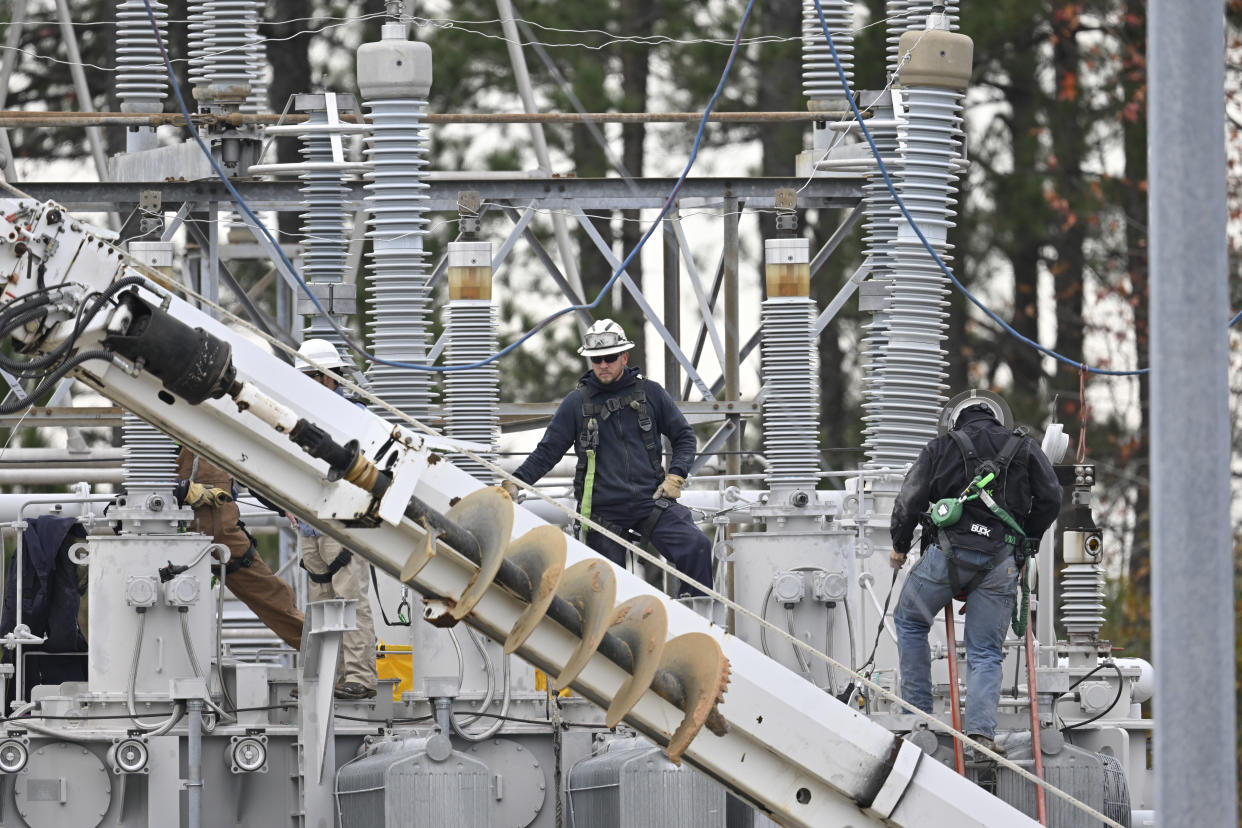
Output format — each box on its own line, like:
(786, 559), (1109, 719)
(503, 319), (713, 597)
(889, 401), (1061, 757)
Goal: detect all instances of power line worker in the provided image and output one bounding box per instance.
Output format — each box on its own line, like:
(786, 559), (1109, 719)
(504, 319), (713, 597)
(888, 399), (1062, 757)
(174, 447), (305, 649)
(292, 338), (378, 700)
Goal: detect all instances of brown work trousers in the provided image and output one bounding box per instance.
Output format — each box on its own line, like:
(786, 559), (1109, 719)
(176, 449), (304, 649)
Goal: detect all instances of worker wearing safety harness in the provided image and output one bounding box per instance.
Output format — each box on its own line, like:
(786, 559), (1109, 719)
(888, 399), (1061, 757)
(504, 320), (713, 597)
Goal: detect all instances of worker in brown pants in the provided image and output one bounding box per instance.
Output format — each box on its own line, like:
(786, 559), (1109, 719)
(174, 447), (304, 649)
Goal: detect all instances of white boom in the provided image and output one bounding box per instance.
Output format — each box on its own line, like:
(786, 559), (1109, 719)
(0, 196), (1038, 828)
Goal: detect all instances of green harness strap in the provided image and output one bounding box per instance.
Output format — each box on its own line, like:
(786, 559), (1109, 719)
(1011, 558), (1031, 637)
(580, 448), (597, 540)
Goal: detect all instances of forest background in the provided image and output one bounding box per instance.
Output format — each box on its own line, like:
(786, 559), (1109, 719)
(2, 0), (1242, 787)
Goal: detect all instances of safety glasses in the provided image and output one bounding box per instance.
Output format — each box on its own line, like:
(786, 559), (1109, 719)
(583, 330), (623, 350)
(590, 353), (620, 365)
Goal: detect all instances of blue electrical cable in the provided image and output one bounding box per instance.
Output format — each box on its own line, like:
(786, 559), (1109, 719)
(141, 0), (756, 372)
(812, 0), (1150, 377)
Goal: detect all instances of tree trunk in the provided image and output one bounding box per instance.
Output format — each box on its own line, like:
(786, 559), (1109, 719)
(617, 0), (654, 369)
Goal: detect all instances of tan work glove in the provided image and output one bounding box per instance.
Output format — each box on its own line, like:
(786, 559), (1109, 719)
(500, 479), (521, 500)
(176, 480), (233, 509)
(889, 549), (907, 570)
(653, 474), (686, 500)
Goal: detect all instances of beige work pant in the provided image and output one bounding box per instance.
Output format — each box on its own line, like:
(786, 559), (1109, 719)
(300, 534), (377, 689)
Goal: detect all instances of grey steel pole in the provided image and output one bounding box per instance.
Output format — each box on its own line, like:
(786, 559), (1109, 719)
(495, 0), (585, 307)
(1149, 3), (1236, 827)
(723, 195), (740, 634)
(187, 698), (203, 828)
(723, 195), (741, 484)
(53, 0), (108, 179)
(664, 206), (681, 397)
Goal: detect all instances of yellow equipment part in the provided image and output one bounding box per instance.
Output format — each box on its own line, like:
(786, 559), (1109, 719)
(534, 669), (572, 698)
(376, 642), (412, 700)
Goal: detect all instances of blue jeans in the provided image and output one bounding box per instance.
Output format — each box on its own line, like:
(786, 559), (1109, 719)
(893, 544), (1018, 738)
(586, 501), (713, 597)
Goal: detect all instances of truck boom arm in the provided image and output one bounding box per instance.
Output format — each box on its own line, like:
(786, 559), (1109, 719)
(0, 196), (1037, 828)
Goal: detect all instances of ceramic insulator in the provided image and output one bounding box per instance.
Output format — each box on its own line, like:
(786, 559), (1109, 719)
(760, 298), (821, 492)
(1060, 563), (1106, 643)
(192, 0), (260, 103)
(122, 413), (180, 499)
(115, 0), (169, 114)
(801, 0), (854, 106)
(187, 0), (209, 89)
(443, 300), (499, 482)
(361, 96), (432, 421)
(299, 110), (352, 347)
(862, 84), (963, 469)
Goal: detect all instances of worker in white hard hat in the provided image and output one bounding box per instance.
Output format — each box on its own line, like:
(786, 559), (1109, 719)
(503, 320), (713, 597)
(291, 338), (378, 700)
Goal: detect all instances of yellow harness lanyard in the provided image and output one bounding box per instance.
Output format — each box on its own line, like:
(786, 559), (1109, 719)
(579, 417), (599, 539)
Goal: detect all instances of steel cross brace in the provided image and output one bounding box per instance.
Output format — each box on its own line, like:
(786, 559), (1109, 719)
(569, 207), (715, 399)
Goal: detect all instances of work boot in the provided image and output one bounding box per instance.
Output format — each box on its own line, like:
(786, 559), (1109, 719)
(334, 682), (377, 700)
(967, 734), (1006, 760)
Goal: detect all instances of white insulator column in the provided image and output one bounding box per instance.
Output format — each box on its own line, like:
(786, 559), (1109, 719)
(1059, 563), (1105, 645)
(200, 0), (260, 107)
(122, 415), (180, 501)
(115, 0), (168, 115)
(444, 241), (499, 482)
(187, 0), (210, 98)
(884, 1), (912, 73)
(243, 18), (268, 114)
(761, 238), (821, 496)
(863, 13), (971, 469)
(801, 0), (853, 107)
(358, 24), (434, 422)
(299, 108), (352, 347)
(797, 0), (854, 175)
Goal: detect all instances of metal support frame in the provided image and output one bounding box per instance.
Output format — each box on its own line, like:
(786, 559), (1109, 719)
(664, 207), (681, 396)
(0, 0), (27, 177)
(570, 206), (714, 399)
(298, 599), (354, 826)
(182, 216), (296, 346)
(53, 0), (108, 180)
(496, 0), (584, 301)
(499, 205), (594, 328)
(673, 218), (728, 378)
(19, 177), (861, 212)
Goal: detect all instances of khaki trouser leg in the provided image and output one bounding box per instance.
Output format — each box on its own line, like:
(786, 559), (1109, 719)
(301, 535), (377, 690)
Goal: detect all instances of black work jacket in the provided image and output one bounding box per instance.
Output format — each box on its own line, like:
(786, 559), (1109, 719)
(513, 366), (697, 507)
(890, 406), (1063, 562)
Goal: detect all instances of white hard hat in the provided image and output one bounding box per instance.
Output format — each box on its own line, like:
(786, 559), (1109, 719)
(578, 319), (635, 357)
(295, 338), (349, 372)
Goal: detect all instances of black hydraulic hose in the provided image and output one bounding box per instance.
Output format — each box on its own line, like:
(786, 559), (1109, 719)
(405, 496), (697, 716)
(0, 276), (145, 374)
(0, 349), (113, 414)
(0, 304), (56, 341)
(1061, 662), (1126, 732)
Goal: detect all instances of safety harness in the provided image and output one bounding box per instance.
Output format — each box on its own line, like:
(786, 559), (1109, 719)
(573, 375), (664, 538)
(928, 428), (1029, 597)
(300, 546), (353, 583)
